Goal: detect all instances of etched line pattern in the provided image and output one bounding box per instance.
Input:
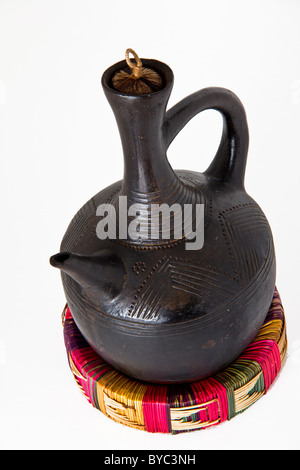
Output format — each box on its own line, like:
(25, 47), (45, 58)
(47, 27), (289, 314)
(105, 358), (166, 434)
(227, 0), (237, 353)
(125, 257), (169, 321)
(219, 204), (270, 287)
(169, 261), (236, 301)
(126, 258), (236, 321)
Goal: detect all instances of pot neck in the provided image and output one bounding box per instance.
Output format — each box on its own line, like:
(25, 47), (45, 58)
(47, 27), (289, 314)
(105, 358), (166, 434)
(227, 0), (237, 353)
(102, 59), (179, 207)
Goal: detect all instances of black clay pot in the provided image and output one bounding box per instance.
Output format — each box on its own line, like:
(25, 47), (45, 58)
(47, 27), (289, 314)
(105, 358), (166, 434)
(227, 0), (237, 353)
(50, 56), (275, 383)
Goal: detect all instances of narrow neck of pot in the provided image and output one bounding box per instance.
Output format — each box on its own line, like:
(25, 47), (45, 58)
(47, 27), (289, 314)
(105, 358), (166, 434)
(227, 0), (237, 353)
(102, 59), (178, 205)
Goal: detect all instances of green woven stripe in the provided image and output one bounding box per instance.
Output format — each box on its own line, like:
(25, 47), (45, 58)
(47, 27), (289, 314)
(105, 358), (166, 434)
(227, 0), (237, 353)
(215, 358), (264, 419)
(87, 366), (111, 409)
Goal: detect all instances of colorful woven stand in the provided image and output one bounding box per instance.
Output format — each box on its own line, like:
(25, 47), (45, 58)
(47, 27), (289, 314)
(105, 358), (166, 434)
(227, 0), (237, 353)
(62, 288), (287, 434)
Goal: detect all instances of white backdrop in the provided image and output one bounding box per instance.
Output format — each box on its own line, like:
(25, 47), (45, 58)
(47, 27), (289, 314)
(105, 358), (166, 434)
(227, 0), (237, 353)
(0, 0), (299, 450)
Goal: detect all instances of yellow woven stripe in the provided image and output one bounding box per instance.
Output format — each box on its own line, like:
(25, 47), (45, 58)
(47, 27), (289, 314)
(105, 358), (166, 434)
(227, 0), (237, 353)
(254, 319), (283, 343)
(95, 370), (148, 430)
(93, 369), (118, 415)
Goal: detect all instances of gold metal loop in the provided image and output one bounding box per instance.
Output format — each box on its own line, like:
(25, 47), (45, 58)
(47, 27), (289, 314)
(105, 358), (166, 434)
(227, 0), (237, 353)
(125, 48), (142, 78)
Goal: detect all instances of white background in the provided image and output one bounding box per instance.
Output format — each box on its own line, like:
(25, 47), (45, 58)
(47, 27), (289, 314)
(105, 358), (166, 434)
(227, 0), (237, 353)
(0, 0), (299, 450)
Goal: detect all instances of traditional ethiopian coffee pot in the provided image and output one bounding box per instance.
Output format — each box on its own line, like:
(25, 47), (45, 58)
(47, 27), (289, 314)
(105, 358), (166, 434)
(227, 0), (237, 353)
(50, 49), (276, 383)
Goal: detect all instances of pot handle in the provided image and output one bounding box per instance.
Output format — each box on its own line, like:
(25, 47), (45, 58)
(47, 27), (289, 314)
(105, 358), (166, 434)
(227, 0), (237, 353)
(163, 87), (249, 187)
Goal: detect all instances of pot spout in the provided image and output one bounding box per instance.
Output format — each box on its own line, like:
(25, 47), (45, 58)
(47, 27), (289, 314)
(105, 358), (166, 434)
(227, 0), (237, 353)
(50, 250), (126, 298)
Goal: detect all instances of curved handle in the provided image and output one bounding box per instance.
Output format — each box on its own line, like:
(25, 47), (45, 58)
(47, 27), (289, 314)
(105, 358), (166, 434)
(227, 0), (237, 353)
(163, 87), (249, 188)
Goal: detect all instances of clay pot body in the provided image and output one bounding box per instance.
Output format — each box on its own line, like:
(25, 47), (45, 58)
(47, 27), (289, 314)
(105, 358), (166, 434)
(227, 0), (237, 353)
(50, 58), (275, 383)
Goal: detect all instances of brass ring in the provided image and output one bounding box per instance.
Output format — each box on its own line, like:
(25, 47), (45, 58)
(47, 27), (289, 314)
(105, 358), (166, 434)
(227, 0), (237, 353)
(125, 48), (142, 78)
